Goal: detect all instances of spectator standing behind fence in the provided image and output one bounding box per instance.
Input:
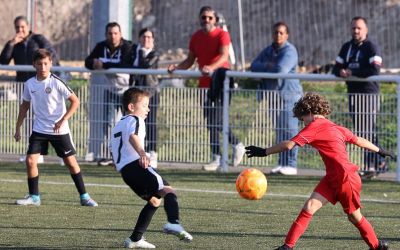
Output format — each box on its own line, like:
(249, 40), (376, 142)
(332, 16), (385, 178)
(1, 15), (60, 164)
(13, 49), (98, 207)
(250, 22), (303, 175)
(128, 28), (160, 168)
(245, 93), (392, 250)
(85, 22), (131, 165)
(0, 16), (60, 82)
(167, 6), (245, 171)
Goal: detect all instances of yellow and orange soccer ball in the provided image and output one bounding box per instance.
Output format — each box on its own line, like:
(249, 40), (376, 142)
(236, 168), (268, 200)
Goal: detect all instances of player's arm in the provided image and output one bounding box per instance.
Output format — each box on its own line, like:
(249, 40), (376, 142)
(129, 134), (149, 168)
(14, 100), (30, 141)
(354, 137), (395, 159)
(246, 140), (296, 158)
(54, 93), (80, 133)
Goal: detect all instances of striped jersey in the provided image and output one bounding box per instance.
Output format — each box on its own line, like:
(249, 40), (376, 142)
(110, 115), (146, 172)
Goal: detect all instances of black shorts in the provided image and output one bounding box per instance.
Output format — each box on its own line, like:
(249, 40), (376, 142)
(120, 160), (169, 201)
(27, 131), (76, 158)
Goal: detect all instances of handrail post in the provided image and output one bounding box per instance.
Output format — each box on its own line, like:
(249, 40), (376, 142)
(221, 74), (230, 172)
(396, 77), (400, 182)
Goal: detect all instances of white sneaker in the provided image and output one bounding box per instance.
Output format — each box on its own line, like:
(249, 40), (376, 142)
(278, 166), (298, 175)
(124, 237), (155, 249)
(85, 152), (95, 162)
(163, 222), (193, 242)
(233, 142), (245, 167)
(271, 166), (282, 174)
(149, 151), (158, 169)
(202, 154), (221, 171)
(15, 195), (41, 206)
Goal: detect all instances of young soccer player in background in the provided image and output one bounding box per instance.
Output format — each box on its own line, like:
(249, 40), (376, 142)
(14, 48), (97, 207)
(245, 93), (393, 250)
(110, 87), (192, 249)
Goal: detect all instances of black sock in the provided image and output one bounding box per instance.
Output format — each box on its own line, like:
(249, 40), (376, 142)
(164, 193), (180, 224)
(28, 176), (39, 195)
(70, 172), (86, 195)
(130, 203), (158, 242)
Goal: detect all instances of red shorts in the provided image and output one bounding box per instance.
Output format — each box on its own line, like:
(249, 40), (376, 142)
(314, 173), (362, 214)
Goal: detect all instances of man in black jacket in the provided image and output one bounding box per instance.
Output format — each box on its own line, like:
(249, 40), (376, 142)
(85, 22), (132, 164)
(0, 16), (59, 82)
(332, 16), (385, 176)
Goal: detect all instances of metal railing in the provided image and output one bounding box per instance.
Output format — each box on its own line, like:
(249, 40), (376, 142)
(0, 65), (399, 182)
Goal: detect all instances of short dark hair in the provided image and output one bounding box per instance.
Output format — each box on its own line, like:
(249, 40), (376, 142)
(273, 21), (289, 34)
(14, 15), (29, 25)
(105, 22), (121, 33)
(293, 92), (331, 119)
(351, 16), (368, 26)
(138, 27), (154, 39)
(122, 87), (151, 112)
(32, 49), (52, 63)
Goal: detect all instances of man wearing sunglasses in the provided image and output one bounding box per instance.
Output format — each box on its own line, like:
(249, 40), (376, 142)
(168, 6), (245, 171)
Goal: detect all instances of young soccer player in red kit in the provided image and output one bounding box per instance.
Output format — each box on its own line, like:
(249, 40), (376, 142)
(245, 93), (393, 250)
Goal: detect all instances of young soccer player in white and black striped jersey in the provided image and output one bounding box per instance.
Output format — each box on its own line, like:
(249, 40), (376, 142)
(110, 88), (192, 249)
(14, 48), (97, 207)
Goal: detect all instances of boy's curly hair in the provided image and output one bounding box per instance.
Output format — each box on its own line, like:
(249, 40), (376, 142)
(293, 92), (331, 119)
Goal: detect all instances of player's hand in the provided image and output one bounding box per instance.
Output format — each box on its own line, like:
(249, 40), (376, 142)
(245, 146), (267, 158)
(53, 118), (66, 133)
(14, 131), (21, 142)
(378, 147), (395, 159)
(139, 152), (150, 169)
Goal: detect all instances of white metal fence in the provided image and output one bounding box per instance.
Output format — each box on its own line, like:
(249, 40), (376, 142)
(0, 66), (399, 182)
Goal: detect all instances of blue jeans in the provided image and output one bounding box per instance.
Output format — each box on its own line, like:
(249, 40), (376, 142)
(258, 89), (301, 167)
(276, 92), (300, 167)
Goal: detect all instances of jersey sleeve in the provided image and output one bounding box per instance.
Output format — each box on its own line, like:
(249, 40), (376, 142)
(22, 82), (31, 102)
(291, 124), (315, 147)
(128, 116), (140, 136)
(220, 30), (231, 46)
(338, 126), (358, 144)
(56, 79), (74, 99)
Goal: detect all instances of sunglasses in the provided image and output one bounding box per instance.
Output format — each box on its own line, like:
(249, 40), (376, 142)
(201, 15), (214, 21)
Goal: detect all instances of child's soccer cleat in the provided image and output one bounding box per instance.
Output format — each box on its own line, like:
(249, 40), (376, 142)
(124, 237), (155, 249)
(371, 240), (389, 250)
(163, 222), (193, 242)
(274, 244), (293, 250)
(15, 195), (41, 206)
(80, 197), (98, 207)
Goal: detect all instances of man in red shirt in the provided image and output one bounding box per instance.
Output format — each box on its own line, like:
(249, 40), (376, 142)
(168, 6), (244, 171)
(245, 93), (393, 250)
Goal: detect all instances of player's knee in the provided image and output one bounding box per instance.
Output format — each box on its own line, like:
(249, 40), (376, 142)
(302, 199), (318, 214)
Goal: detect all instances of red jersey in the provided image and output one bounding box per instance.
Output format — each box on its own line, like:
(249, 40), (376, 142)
(189, 27), (230, 88)
(291, 118), (359, 182)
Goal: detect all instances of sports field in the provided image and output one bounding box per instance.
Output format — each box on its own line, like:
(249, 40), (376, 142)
(0, 163), (399, 249)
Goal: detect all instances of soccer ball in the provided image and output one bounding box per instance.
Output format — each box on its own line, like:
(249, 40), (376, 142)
(236, 168), (268, 200)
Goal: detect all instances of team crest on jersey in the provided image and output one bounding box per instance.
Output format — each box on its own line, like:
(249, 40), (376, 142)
(45, 87), (52, 94)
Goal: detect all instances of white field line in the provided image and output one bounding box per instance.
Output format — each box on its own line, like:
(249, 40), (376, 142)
(1, 178), (399, 204)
